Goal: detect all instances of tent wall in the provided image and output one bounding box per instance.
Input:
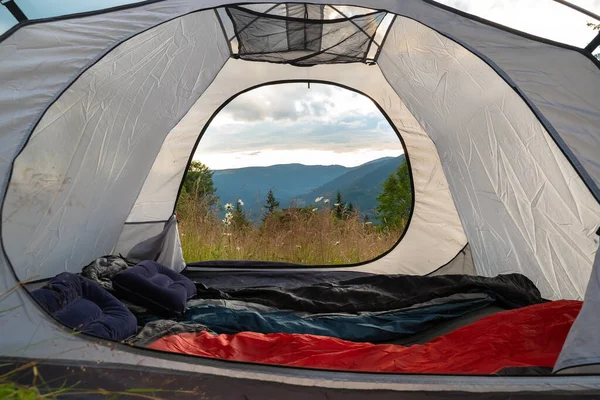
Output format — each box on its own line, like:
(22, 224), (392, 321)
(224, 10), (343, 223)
(0, 0), (229, 219)
(556, 243), (600, 372)
(380, 0), (600, 201)
(378, 17), (600, 300)
(1, 10), (229, 280)
(124, 58), (468, 276)
(2, 0), (598, 290)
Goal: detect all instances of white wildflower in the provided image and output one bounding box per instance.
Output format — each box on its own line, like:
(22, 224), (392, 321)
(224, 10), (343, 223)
(315, 196), (323, 203)
(333, 203), (340, 207)
(224, 203), (233, 211)
(334, 241), (340, 246)
(238, 199), (244, 206)
(364, 222), (373, 225)
(222, 211), (233, 226)
(222, 232), (232, 236)
(324, 199), (330, 204)
(295, 245), (302, 248)
(236, 246), (241, 251)
(312, 208), (318, 212)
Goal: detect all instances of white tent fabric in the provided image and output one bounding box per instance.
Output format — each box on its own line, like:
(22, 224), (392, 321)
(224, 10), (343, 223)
(0, 0), (599, 385)
(556, 246), (600, 372)
(378, 16), (600, 299)
(2, 9), (229, 279)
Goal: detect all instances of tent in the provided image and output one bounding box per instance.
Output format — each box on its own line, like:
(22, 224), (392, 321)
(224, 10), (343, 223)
(0, 0), (599, 397)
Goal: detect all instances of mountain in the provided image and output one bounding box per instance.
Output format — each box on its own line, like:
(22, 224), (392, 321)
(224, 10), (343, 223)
(212, 163), (349, 220)
(211, 156), (406, 222)
(291, 155), (406, 216)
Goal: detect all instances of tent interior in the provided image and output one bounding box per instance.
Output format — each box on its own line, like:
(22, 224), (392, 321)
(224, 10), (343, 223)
(1, 0), (600, 391)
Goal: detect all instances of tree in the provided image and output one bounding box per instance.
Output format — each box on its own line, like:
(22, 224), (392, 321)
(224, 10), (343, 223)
(263, 189), (280, 221)
(375, 161), (412, 229)
(232, 200), (251, 229)
(334, 191), (344, 220)
(181, 161), (218, 206)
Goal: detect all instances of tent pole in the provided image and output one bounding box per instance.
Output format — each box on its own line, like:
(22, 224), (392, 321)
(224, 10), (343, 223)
(551, 0), (600, 21)
(1, 0), (27, 22)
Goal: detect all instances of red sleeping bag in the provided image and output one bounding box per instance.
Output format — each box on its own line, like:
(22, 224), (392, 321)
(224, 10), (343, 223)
(148, 300), (581, 374)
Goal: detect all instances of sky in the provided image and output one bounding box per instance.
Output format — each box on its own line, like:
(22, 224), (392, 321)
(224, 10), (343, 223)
(195, 83), (404, 169)
(1, 1), (598, 169)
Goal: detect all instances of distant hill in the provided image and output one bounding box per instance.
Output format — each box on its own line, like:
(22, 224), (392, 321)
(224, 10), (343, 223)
(211, 156), (407, 223)
(212, 164), (348, 220)
(290, 155), (406, 217)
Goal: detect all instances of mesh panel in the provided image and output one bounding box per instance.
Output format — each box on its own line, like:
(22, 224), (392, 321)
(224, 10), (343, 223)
(224, 5), (387, 66)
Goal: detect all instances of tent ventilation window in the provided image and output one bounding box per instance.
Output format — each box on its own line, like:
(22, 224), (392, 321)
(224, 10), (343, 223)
(217, 4), (392, 66)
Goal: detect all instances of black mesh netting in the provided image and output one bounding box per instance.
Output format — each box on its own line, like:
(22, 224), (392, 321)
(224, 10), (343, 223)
(225, 5), (387, 66)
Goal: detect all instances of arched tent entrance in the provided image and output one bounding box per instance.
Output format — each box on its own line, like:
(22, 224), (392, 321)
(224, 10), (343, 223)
(0, 0), (599, 397)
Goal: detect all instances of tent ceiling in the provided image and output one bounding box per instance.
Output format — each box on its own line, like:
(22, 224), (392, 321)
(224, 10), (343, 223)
(2, 0), (600, 50)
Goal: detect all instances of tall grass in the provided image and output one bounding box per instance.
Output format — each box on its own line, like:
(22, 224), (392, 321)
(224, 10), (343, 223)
(177, 195), (404, 265)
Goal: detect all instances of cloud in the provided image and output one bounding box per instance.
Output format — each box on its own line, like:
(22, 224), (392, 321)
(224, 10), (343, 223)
(195, 83), (403, 168)
(214, 83), (378, 124)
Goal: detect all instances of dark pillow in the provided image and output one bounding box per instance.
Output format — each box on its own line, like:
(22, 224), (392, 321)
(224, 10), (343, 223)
(31, 272), (137, 341)
(112, 260), (196, 316)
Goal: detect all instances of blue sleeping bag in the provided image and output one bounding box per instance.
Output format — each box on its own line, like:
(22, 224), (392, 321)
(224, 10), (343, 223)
(112, 260), (197, 316)
(31, 272), (137, 341)
(180, 294), (497, 342)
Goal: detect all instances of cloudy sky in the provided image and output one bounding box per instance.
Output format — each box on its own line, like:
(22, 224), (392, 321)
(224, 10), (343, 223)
(196, 83), (404, 169)
(1, 1), (598, 170)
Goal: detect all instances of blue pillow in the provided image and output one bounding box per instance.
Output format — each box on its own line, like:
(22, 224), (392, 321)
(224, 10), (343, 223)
(31, 272), (137, 341)
(112, 260), (196, 316)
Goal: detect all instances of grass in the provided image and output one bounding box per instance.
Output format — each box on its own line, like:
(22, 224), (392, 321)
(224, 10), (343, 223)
(177, 197), (404, 265)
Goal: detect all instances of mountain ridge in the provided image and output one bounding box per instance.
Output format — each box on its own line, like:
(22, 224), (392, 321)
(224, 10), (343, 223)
(210, 155), (406, 222)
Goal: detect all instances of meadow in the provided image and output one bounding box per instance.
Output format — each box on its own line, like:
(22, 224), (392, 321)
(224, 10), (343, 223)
(176, 196), (404, 265)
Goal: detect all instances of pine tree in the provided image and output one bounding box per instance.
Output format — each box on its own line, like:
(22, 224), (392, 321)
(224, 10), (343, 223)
(334, 191), (344, 220)
(375, 161), (412, 229)
(262, 189), (280, 221)
(232, 200), (250, 229)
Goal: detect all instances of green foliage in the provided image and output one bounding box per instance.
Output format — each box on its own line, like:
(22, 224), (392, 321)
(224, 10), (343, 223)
(0, 381), (40, 399)
(180, 161), (218, 205)
(262, 189), (280, 221)
(334, 191), (344, 220)
(375, 161), (412, 229)
(232, 201), (251, 230)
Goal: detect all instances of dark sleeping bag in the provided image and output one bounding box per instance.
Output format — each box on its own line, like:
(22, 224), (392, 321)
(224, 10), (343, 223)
(31, 272), (137, 341)
(181, 293), (497, 342)
(193, 273), (544, 313)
